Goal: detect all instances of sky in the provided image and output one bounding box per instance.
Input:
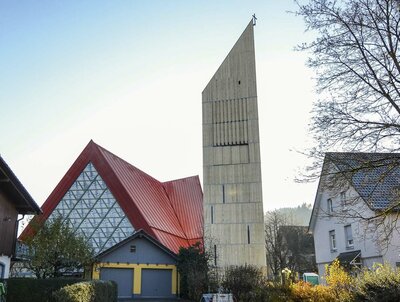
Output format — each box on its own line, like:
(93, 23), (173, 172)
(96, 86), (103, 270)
(0, 0), (318, 213)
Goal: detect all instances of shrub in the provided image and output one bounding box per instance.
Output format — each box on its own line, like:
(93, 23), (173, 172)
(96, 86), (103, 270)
(4, 278), (81, 302)
(291, 281), (335, 302)
(324, 259), (354, 302)
(354, 263), (400, 302)
(53, 280), (117, 302)
(289, 260), (354, 302)
(257, 282), (292, 302)
(177, 242), (216, 301)
(222, 265), (265, 302)
(5, 278), (77, 302)
(24, 216), (94, 279)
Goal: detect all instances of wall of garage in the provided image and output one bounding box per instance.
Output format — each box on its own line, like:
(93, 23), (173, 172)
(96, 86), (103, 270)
(92, 234), (179, 299)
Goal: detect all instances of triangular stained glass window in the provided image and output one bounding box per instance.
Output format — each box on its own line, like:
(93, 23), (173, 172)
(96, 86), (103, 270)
(47, 162), (135, 254)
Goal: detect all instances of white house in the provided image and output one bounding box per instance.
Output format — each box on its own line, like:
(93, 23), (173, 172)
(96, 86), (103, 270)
(309, 152), (400, 278)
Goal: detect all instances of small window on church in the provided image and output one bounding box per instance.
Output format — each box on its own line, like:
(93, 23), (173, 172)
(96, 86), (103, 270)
(130, 245), (136, 253)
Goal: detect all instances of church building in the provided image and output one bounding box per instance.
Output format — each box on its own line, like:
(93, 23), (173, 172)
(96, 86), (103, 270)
(20, 140), (203, 299)
(202, 19), (266, 268)
(19, 17), (266, 299)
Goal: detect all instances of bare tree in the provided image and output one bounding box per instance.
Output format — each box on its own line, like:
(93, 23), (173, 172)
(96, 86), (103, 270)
(294, 0), (400, 235)
(265, 210), (316, 280)
(295, 0), (400, 175)
(265, 211), (287, 280)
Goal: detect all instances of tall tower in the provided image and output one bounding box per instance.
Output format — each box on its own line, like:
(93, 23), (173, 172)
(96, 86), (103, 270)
(202, 19), (266, 268)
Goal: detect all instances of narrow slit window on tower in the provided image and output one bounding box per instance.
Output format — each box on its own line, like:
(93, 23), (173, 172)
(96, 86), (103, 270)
(211, 206), (214, 224)
(214, 245), (217, 266)
(222, 185), (225, 203)
(247, 225), (250, 244)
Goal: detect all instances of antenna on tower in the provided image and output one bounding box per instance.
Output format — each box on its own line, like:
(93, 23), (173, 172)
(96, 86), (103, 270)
(252, 14), (257, 26)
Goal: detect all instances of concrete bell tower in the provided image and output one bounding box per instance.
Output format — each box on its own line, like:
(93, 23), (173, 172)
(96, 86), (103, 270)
(202, 19), (266, 268)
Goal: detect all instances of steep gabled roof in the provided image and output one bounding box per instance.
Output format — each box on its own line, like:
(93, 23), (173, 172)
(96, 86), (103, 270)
(163, 176), (203, 241)
(96, 229), (178, 260)
(327, 152), (400, 210)
(309, 152), (400, 232)
(20, 140), (203, 254)
(0, 156), (41, 214)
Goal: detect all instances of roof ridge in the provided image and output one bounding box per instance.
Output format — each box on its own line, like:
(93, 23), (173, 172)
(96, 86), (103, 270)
(91, 141), (190, 240)
(326, 151), (400, 156)
(91, 141), (162, 184)
(162, 175), (199, 184)
(88, 143), (153, 234)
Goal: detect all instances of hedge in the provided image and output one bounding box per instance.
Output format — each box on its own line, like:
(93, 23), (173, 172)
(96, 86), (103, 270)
(1, 278), (82, 302)
(53, 280), (117, 302)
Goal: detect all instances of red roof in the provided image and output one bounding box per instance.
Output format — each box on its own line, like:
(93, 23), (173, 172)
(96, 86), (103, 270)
(20, 140), (203, 254)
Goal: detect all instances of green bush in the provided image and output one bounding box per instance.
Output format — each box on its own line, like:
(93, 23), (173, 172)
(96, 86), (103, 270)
(222, 265), (265, 302)
(354, 263), (400, 302)
(53, 280), (117, 302)
(255, 282), (291, 302)
(177, 243), (216, 301)
(4, 278), (81, 302)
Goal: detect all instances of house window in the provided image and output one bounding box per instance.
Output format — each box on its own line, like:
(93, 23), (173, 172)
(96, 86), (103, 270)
(340, 191), (346, 205)
(0, 262), (4, 279)
(130, 245), (136, 253)
(327, 198), (333, 214)
(329, 230), (337, 251)
(344, 225), (354, 248)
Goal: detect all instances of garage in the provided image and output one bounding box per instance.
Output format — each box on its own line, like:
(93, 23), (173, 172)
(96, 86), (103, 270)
(141, 268), (173, 298)
(100, 268), (133, 299)
(93, 230), (179, 299)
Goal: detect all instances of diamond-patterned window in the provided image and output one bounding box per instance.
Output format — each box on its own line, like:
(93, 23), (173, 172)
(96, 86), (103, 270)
(48, 162), (135, 254)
